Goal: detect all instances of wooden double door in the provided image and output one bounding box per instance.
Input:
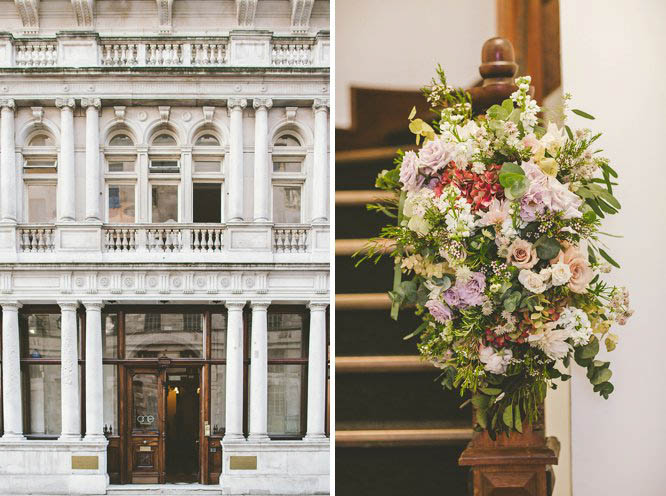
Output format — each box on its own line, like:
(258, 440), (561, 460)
(127, 366), (203, 484)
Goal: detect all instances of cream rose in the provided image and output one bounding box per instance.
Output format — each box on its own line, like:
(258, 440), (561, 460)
(552, 245), (594, 293)
(550, 262), (572, 286)
(518, 269), (548, 294)
(507, 239), (538, 269)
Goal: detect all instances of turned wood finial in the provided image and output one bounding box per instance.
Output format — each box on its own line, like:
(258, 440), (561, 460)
(468, 37), (525, 115)
(479, 37), (518, 84)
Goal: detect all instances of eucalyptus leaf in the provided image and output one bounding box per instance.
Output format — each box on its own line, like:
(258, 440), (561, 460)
(572, 108), (595, 120)
(534, 237), (561, 260)
(502, 404), (513, 428)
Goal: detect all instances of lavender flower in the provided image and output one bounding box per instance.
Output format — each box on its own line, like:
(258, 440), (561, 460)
(418, 137), (454, 173)
(443, 271), (486, 308)
(425, 300), (453, 324)
(399, 151), (425, 192)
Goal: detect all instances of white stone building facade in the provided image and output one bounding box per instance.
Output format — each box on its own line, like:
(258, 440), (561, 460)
(0, 1), (330, 494)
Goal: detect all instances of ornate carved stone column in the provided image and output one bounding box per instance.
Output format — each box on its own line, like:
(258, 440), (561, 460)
(306, 301), (328, 438)
(312, 99), (329, 223)
(81, 98), (101, 222)
(83, 300), (105, 442)
(224, 300), (246, 441)
(252, 98), (272, 222)
(227, 98), (247, 222)
(0, 99), (17, 223)
(56, 98), (77, 222)
(1, 301), (24, 441)
(248, 300), (270, 441)
(58, 300), (80, 441)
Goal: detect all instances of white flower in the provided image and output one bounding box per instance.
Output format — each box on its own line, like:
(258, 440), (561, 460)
(471, 161), (486, 174)
(479, 345), (513, 375)
(540, 122), (566, 155)
(481, 299), (494, 316)
(455, 265), (473, 284)
(518, 269), (548, 294)
(528, 324), (572, 360)
(550, 262), (572, 286)
(555, 307), (593, 346)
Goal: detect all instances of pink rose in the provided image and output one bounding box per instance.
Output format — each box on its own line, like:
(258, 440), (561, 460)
(552, 245), (593, 293)
(418, 138), (454, 173)
(507, 239), (538, 269)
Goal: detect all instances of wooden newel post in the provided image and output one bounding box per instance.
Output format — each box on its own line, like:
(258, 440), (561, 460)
(458, 37), (559, 496)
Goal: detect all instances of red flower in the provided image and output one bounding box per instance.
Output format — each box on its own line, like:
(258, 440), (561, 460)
(434, 163), (504, 211)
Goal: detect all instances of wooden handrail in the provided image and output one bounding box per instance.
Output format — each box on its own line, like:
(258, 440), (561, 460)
(336, 292), (391, 310)
(336, 355), (434, 373)
(336, 145), (412, 164)
(335, 190), (397, 206)
(335, 238), (395, 256)
(336, 428), (474, 447)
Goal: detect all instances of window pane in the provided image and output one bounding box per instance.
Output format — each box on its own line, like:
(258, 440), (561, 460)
(211, 313), (227, 359)
(274, 134), (300, 147)
(150, 160), (179, 172)
(268, 364), (304, 437)
(195, 134), (220, 146)
(132, 373), (158, 432)
(210, 365), (226, 435)
(125, 313), (203, 359)
(23, 364), (61, 435)
(193, 183), (221, 223)
(151, 185), (179, 223)
(268, 312), (305, 359)
(103, 364), (118, 435)
(273, 161), (302, 173)
(24, 160), (57, 174)
(272, 186), (301, 223)
(108, 185), (135, 223)
(28, 134), (55, 147)
(23, 313), (61, 359)
(194, 161), (221, 173)
(152, 134), (177, 146)
(108, 160), (135, 172)
(26, 184), (57, 223)
(102, 313), (118, 359)
(109, 134), (134, 147)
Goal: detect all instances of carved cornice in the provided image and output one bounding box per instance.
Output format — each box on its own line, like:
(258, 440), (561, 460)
(253, 98), (273, 110)
(55, 97), (76, 109)
(71, 0), (94, 28)
(15, 0), (40, 35)
(81, 97), (101, 110)
(312, 98), (329, 112)
(236, 0), (257, 28)
(290, 0), (314, 34)
(156, 0), (173, 34)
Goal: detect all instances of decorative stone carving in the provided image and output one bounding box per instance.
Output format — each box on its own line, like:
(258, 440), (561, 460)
(285, 106), (298, 122)
(236, 0), (257, 28)
(312, 98), (330, 112)
(114, 106), (126, 120)
(158, 105), (171, 123)
(156, 0), (173, 34)
(81, 97), (101, 110)
(227, 98), (247, 115)
(55, 97), (76, 109)
(0, 99), (15, 111)
(15, 0), (40, 35)
(71, 0), (94, 28)
(290, 0), (314, 33)
(31, 106), (43, 123)
(202, 106), (215, 123)
(252, 98), (273, 111)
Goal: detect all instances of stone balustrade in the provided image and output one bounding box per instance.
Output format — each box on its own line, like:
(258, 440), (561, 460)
(18, 225), (56, 252)
(273, 225), (309, 253)
(0, 35), (327, 68)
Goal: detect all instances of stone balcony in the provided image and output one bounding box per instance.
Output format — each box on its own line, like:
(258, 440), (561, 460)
(0, 222), (329, 264)
(0, 30), (330, 69)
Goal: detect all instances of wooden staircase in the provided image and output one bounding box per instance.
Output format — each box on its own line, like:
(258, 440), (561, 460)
(335, 93), (473, 494)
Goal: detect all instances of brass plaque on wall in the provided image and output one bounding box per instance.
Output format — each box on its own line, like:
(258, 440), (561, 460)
(139, 446), (152, 452)
(229, 455), (257, 470)
(72, 455), (99, 470)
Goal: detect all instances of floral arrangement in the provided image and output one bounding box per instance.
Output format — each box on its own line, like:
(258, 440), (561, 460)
(362, 67), (633, 437)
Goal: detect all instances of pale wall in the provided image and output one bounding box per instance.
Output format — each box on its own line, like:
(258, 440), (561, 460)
(335, 0), (496, 128)
(560, 1), (666, 494)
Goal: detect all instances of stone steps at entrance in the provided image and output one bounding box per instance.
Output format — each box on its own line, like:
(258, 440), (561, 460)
(107, 484), (223, 495)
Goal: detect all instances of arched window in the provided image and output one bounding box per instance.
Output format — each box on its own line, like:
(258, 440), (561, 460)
(105, 130), (137, 223)
(152, 133), (177, 146)
(195, 134), (220, 146)
(274, 134), (301, 147)
(271, 130), (306, 223)
(109, 134), (134, 147)
(28, 133), (55, 147)
(192, 131), (224, 223)
(23, 131), (57, 223)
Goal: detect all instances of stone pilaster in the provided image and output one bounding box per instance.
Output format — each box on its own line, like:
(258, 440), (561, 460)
(56, 98), (77, 222)
(227, 98), (247, 222)
(248, 300), (271, 441)
(224, 300), (246, 441)
(81, 98), (101, 222)
(252, 98), (272, 222)
(311, 99), (329, 223)
(58, 300), (80, 441)
(1, 301), (24, 441)
(305, 301), (328, 438)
